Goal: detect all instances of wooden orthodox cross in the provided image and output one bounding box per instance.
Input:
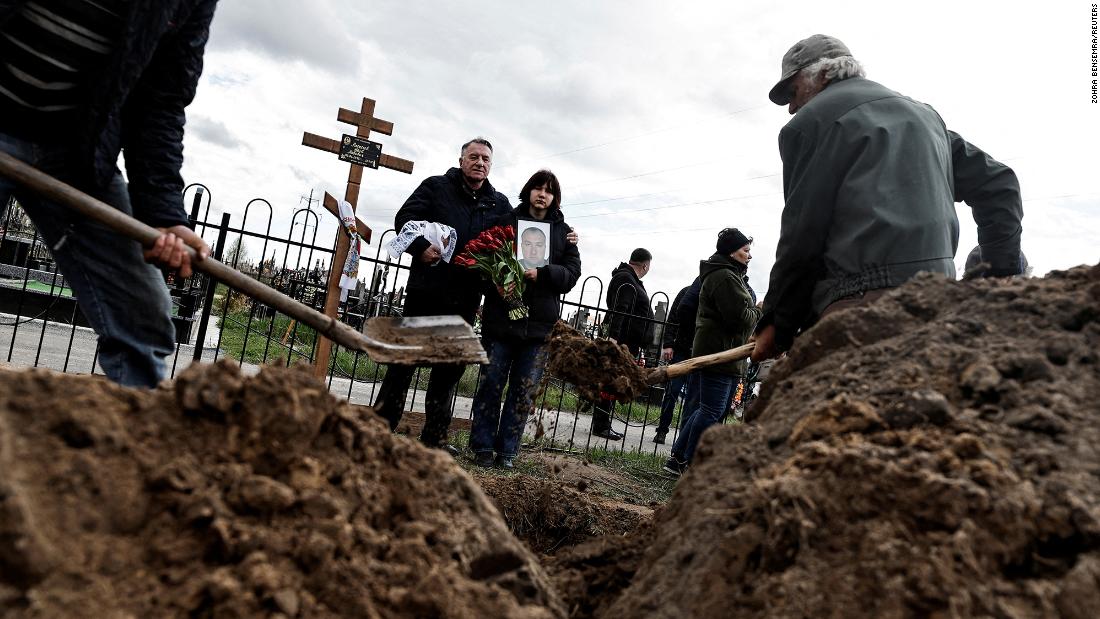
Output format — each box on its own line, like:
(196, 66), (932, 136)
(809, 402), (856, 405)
(302, 97), (414, 378)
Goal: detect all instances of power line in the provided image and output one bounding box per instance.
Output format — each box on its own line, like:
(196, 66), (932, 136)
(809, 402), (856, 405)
(564, 188), (680, 207)
(497, 103), (770, 169)
(571, 156), (732, 189)
(570, 190), (782, 220)
(583, 190), (1100, 237)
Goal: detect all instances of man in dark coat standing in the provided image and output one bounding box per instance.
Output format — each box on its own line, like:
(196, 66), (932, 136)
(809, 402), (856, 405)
(753, 34), (1024, 362)
(0, 1), (216, 387)
(372, 137), (512, 453)
(653, 276), (701, 444)
(594, 247), (655, 441)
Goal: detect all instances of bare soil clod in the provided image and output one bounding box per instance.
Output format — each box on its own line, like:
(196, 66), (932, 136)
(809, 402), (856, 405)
(544, 321), (649, 402)
(2, 263), (1099, 618)
(0, 360), (564, 618)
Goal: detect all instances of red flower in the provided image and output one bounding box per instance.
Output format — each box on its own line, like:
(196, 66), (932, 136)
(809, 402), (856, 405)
(502, 226), (514, 241)
(466, 239), (485, 253)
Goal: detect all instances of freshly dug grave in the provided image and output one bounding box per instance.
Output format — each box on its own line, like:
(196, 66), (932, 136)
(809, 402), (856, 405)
(603, 265), (1100, 618)
(544, 321), (649, 402)
(0, 361), (564, 618)
(474, 474), (649, 555)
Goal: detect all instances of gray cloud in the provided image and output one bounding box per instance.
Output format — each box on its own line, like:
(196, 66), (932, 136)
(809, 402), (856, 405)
(206, 0), (359, 74)
(180, 2), (1099, 303)
(187, 116), (246, 150)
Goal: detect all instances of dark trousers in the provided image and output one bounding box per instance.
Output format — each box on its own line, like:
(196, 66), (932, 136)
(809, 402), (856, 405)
(656, 351), (686, 434)
(659, 370), (700, 436)
(373, 363), (466, 446)
(371, 290), (476, 446)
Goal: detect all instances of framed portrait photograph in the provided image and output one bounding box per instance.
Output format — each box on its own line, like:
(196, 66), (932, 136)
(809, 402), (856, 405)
(516, 220), (551, 269)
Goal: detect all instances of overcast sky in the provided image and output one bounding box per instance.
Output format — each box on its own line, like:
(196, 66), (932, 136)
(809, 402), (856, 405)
(180, 0), (1100, 308)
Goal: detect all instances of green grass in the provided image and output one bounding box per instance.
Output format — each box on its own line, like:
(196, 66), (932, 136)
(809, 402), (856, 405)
(453, 429), (677, 505)
(582, 446), (677, 504)
(214, 294), (486, 396)
(0, 278), (72, 297)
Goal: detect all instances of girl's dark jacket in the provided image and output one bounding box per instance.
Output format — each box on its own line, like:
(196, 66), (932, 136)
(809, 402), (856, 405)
(481, 203), (581, 342)
(0, 0), (219, 229)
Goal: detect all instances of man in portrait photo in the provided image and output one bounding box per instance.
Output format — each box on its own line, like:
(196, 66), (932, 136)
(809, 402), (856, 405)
(518, 225), (549, 269)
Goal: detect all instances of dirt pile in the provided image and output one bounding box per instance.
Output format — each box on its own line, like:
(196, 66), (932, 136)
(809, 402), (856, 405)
(604, 265), (1100, 618)
(544, 321), (649, 402)
(0, 360), (564, 618)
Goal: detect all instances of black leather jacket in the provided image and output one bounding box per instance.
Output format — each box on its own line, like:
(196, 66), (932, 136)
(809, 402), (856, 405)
(0, 0), (219, 228)
(395, 168), (512, 319)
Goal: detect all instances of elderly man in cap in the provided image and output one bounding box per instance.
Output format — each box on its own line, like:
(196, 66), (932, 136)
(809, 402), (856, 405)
(752, 34), (1024, 362)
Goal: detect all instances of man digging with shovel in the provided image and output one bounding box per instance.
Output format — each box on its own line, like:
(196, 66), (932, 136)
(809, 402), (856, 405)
(0, 1), (217, 388)
(751, 34), (1024, 363)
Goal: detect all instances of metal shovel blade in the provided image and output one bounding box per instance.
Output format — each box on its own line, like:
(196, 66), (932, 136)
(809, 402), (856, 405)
(362, 315), (487, 365)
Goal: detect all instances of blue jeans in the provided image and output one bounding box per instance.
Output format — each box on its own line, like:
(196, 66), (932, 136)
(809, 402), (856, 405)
(0, 133), (176, 387)
(670, 371), (735, 464)
(470, 337), (547, 458)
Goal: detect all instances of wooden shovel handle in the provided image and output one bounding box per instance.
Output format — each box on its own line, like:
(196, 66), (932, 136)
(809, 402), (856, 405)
(647, 342), (755, 385)
(0, 151), (386, 353)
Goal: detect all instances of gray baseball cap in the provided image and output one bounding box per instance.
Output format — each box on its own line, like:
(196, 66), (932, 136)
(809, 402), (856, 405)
(768, 34), (852, 105)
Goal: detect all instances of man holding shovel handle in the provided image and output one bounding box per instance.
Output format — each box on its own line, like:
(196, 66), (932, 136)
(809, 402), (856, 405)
(0, 0), (218, 387)
(750, 34), (1023, 364)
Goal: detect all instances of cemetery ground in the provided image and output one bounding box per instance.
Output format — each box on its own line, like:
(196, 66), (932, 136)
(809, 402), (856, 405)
(2, 263), (1098, 617)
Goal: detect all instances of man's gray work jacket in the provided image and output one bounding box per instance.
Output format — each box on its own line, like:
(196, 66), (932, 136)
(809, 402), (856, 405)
(761, 77), (1022, 350)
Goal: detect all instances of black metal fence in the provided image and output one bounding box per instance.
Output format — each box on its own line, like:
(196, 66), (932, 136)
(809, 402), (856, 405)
(1, 189), (755, 457)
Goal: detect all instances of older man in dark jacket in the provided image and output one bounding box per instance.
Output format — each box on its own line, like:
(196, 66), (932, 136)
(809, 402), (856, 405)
(753, 34), (1024, 361)
(0, 0), (216, 387)
(372, 138), (512, 453)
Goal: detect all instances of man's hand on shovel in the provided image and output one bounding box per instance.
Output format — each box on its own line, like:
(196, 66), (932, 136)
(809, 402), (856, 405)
(750, 324), (778, 362)
(143, 224), (210, 278)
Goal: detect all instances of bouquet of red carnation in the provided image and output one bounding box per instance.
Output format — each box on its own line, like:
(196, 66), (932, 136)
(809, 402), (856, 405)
(453, 225), (528, 320)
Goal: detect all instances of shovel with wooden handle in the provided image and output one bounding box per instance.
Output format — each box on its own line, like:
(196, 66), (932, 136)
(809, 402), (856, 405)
(0, 151), (487, 365)
(645, 342), (755, 385)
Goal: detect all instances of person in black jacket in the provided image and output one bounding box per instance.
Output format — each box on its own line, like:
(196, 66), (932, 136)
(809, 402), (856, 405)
(371, 138), (512, 454)
(593, 247), (655, 441)
(0, 1), (215, 387)
(470, 170), (581, 468)
(653, 277), (701, 444)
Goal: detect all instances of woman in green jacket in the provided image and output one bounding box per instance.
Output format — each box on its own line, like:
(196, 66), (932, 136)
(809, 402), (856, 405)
(665, 228), (762, 475)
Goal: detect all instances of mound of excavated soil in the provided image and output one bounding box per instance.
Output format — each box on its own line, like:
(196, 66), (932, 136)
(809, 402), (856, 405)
(604, 265), (1100, 618)
(544, 321), (649, 402)
(0, 361), (564, 618)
